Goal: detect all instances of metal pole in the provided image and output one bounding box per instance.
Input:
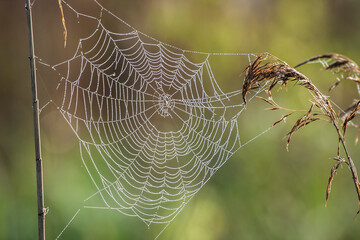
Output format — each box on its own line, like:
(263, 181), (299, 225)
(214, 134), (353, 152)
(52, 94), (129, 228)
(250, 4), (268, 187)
(25, 0), (45, 239)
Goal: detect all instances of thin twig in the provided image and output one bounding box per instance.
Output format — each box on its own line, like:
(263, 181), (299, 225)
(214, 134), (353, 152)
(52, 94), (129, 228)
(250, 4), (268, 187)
(26, 0), (46, 239)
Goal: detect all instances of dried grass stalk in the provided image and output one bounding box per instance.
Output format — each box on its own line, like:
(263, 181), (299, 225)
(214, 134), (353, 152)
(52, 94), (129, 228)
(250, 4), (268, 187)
(243, 53), (360, 214)
(58, 0), (67, 48)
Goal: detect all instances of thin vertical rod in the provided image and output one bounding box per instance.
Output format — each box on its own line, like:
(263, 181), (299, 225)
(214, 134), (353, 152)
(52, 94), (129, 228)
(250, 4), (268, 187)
(25, 0), (45, 239)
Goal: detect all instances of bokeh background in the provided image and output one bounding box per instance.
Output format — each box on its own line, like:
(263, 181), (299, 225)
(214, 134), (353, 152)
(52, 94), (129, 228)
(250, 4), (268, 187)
(1, 0), (360, 239)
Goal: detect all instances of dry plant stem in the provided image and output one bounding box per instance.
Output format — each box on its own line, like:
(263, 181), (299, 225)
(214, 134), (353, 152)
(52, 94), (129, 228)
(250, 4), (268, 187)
(293, 70), (360, 213)
(58, 0), (67, 48)
(339, 137), (360, 213)
(296, 54), (360, 211)
(26, 1), (46, 239)
(243, 54), (360, 213)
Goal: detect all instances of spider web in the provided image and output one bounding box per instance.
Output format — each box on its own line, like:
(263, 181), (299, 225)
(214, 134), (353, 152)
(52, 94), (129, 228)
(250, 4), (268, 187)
(36, 0), (270, 233)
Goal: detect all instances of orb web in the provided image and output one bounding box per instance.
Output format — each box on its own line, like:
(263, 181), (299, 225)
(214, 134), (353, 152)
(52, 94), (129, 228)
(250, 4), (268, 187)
(36, 0), (267, 229)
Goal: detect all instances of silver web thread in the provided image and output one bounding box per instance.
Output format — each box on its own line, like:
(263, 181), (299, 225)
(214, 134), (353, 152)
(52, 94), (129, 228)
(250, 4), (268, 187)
(35, 0), (275, 238)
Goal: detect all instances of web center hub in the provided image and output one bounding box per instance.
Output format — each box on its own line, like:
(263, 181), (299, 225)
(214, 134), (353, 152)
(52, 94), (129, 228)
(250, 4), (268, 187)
(158, 94), (175, 117)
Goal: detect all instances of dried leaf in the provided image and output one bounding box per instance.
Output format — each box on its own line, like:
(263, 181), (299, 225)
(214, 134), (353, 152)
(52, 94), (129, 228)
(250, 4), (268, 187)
(339, 100), (360, 118)
(294, 54), (336, 68)
(286, 117), (320, 150)
(342, 101), (360, 136)
(328, 80), (341, 92)
(272, 112), (294, 127)
(286, 104), (319, 150)
(255, 96), (275, 106)
(326, 162), (341, 207)
(326, 60), (349, 70)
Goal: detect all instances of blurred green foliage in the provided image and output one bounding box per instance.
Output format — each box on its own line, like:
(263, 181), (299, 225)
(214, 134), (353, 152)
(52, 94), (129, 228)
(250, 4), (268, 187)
(1, 0), (360, 239)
